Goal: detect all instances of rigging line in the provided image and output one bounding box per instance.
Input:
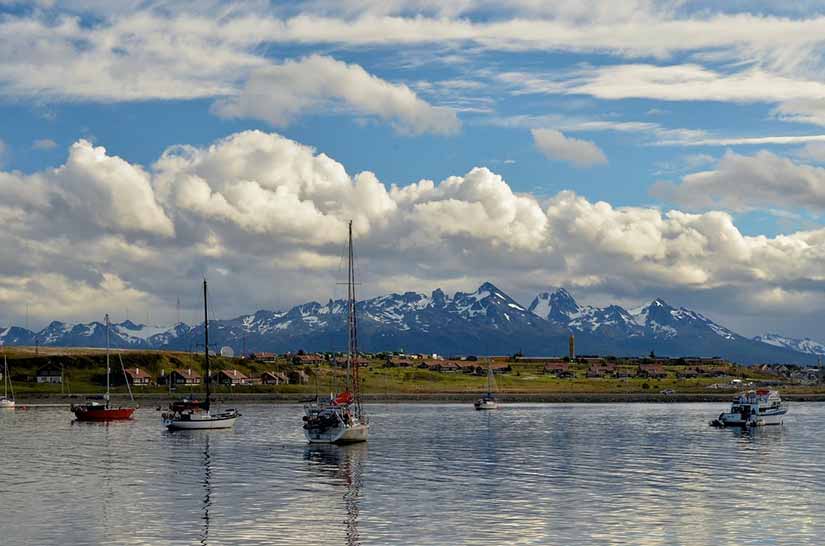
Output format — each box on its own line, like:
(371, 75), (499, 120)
(117, 352), (135, 404)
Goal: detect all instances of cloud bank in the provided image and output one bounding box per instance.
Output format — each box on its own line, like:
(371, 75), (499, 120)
(2, 131), (825, 329)
(652, 150), (825, 213)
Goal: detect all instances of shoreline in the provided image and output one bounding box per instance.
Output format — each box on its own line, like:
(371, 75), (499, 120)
(14, 392), (825, 404)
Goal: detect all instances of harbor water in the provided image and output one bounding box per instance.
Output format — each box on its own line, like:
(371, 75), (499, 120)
(1, 402), (823, 545)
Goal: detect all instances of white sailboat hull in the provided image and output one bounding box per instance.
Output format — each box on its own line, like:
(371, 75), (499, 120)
(305, 422), (369, 444)
(165, 412), (239, 430)
(474, 399), (498, 410)
(0, 398), (15, 408)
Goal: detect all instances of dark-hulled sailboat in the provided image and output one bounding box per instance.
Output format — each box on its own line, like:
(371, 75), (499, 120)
(163, 279), (240, 430)
(302, 221), (369, 443)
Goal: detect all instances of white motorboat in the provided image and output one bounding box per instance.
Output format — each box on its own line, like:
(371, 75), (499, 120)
(474, 364), (499, 410)
(164, 279), (241, 430)
(711, 389), (787, 428)
(303, 221), (368, 444)
(1, 354), (15, 408)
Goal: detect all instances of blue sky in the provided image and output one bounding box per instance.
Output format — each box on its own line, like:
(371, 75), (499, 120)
(2, 1), (825, 339)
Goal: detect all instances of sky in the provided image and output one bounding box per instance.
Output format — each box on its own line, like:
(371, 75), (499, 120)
(1, 0), (825, 340)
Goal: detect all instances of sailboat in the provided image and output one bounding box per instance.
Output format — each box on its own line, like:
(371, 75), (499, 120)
(1, 353), (15, 408)
(474, 363), (499, 410)
(163, 279), (241, 430)
(303, 220), (369, 444)
(72, 314), (137, 421)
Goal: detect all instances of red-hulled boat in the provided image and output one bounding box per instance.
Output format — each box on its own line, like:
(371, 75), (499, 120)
(71, 314), (138, 422)
(72, 400), (136, 421)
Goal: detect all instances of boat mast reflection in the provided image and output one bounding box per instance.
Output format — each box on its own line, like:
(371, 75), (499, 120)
(201, 436), (212, 546)
(304, 444), (367, 546)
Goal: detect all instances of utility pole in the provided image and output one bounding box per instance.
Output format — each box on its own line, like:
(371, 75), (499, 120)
(176, 297), (181, 325)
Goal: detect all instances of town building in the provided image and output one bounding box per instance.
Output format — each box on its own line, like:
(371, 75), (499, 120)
(260, 371), (288, 385)
(637, 364), (667, 379)
(36, 363), (63, 384)
(124, 367), (152, 386)
(162, 368), (202, 385)
(292, 354), (325, 366)
(544, 362), (574, 378)
(212, 369), (250, 386)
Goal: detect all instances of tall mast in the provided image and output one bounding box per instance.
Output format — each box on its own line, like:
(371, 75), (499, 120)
(203, 279), (211, 412)
(347, 220), (361, 417)
(105, 313), (110, 405)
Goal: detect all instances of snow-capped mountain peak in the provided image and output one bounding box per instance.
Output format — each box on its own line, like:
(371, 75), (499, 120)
(1, 285), (820, 364)
(754, 333), (825, 356)
(529, 288), (580, 323)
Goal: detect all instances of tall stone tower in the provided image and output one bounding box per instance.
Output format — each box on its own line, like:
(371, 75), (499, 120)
(569, 334), (575, 360)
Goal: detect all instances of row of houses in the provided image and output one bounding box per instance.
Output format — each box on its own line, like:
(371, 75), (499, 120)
(519, 355), (729, 367)
(30, 363), (309, 386)
(544, 362), (667, 379)
(157, 367), (310, 386)
(250, 352), (373, 368)
(384, 357), (512, 375)
(542, 362), (730, 379)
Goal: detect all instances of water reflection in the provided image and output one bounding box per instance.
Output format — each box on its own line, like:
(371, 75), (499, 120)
(201, 437), (212, 546)
(304, 444), (367, 546)
(3, 404), (825, 545)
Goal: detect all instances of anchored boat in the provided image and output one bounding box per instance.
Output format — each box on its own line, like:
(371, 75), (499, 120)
(72, 314), (137, 421)
(474, 363), (499, 410)
(711, 389), (787, 428)
(303, 221), (369, 444)
(1, 353), (15, 408)
(163, 279), (241, 430)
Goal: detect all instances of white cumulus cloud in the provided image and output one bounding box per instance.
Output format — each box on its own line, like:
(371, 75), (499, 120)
(531, 129), (607, 167)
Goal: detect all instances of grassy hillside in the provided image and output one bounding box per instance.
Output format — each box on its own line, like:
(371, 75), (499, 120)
(2, 347), (821, 395)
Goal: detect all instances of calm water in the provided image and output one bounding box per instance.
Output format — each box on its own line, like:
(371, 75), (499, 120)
(1, 403), (823, 545)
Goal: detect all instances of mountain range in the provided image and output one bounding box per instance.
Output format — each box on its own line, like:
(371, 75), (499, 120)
(0, 283), (821, 364)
